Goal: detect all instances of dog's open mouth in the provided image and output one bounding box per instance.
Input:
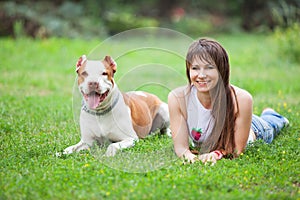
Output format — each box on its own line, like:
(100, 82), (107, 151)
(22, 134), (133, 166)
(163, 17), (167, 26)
(84, 90), (109, 109)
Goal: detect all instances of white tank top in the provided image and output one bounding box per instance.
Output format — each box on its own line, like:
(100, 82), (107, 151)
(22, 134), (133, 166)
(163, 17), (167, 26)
(187, 86), (215, 144)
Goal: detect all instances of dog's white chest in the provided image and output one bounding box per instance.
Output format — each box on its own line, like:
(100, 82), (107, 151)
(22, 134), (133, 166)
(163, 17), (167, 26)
(80, 95), (136, 142)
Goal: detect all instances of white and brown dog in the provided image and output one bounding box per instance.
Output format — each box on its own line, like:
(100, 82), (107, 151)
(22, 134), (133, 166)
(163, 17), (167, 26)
(64, 55), (170, 156)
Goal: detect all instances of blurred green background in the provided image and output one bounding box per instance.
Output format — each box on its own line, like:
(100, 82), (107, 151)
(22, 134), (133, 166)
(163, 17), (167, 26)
(1, 0), (299, 39)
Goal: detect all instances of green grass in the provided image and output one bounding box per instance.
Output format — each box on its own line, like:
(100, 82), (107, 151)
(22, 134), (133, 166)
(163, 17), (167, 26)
(1, 33), (300, 200)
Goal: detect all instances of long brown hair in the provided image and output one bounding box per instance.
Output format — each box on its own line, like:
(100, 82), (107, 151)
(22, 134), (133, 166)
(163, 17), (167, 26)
(185, 38), (239, 156)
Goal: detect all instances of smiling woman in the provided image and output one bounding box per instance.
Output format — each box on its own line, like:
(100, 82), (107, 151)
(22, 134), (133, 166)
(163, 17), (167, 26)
(168, 38), (289, 164)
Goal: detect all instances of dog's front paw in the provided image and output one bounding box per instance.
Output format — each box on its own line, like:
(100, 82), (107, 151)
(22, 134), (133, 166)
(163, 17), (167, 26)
(105, 143), (120, 156)
(63, 145), (75, 154)
(63, 141), (90, 154)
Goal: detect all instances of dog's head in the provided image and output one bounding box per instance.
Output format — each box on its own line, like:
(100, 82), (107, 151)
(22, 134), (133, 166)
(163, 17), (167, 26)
(75, 55), (117, 109)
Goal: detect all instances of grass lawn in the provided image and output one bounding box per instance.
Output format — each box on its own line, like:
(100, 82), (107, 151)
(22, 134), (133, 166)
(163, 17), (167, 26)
(0, 32), (299, 200)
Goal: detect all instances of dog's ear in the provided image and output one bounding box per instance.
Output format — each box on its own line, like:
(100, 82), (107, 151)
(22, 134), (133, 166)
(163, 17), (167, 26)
(76, 55), (87, 72)
(104, 56), (117, 73)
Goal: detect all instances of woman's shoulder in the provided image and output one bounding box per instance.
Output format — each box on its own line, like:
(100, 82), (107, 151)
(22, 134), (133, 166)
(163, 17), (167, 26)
(231, 85), (253, 111)
(168, 85), (190, 117)
(168, 85), (191, 100)
(232, 85), (252, 100)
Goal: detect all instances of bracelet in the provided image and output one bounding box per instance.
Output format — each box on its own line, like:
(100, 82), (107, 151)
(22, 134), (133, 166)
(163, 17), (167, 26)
(213, 150), (223, 160)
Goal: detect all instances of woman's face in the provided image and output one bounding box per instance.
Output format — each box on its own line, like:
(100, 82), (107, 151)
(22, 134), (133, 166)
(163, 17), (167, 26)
(189, 57), (219, 93)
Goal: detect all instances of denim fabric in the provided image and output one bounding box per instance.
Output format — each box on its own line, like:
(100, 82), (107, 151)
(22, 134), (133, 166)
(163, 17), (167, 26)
(251, 110), (287, 144)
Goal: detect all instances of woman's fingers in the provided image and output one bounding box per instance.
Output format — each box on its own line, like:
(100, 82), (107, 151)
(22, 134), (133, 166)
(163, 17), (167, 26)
(198, 152), (217, 165)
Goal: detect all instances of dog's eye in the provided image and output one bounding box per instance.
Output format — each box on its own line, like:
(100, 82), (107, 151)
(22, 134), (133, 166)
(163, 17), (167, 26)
(102, 72), (108, 76)
(81, 71), (88, 77)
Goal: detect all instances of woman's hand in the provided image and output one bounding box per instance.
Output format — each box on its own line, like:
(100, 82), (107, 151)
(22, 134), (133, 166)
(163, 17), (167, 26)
(182, 150), (223, 165)
(198, 150), (223, 165)
(182, 150), (199, 164)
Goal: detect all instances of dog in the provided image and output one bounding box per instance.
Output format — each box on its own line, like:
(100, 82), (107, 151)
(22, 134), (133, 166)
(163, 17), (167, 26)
(64, 55), (170, 156)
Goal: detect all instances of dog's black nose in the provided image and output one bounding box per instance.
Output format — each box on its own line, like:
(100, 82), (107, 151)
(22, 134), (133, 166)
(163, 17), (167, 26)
(88, 82), (99, 90)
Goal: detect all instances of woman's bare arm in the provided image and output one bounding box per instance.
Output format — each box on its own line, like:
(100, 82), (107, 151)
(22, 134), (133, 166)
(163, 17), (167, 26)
(168, 90), (197, 162)
(233, 88), (253, 155)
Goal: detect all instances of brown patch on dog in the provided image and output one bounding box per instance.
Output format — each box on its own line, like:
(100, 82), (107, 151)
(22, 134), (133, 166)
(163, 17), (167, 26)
(103, 56), (117, 72)
(123, 92), (162, 138)
(102, 56), (116, 85)
(77, 61), (87, 85)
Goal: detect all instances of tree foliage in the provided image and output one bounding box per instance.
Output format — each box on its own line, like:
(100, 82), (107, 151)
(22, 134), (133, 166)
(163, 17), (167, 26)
(0, 0), (299, 38)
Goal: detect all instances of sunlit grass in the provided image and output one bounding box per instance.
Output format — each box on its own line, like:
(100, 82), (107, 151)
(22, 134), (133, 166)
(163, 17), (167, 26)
(0, 34), (299, 200)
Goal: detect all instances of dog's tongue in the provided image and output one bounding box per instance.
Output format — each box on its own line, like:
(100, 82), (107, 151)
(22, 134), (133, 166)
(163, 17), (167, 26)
(88, 93), (100, 109)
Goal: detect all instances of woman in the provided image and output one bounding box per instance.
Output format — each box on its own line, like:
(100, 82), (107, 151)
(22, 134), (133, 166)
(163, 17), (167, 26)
(168, 38), (289, 164)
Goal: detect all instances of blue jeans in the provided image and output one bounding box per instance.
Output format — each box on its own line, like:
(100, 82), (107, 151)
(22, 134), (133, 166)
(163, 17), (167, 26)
(251, 110), (288, 144)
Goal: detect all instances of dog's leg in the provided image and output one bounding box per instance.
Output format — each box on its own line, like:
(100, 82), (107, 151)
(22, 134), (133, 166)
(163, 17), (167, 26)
(63, 140), (90, 154)
(105, 138), (137, 156)
(151, 103), (171, 136)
